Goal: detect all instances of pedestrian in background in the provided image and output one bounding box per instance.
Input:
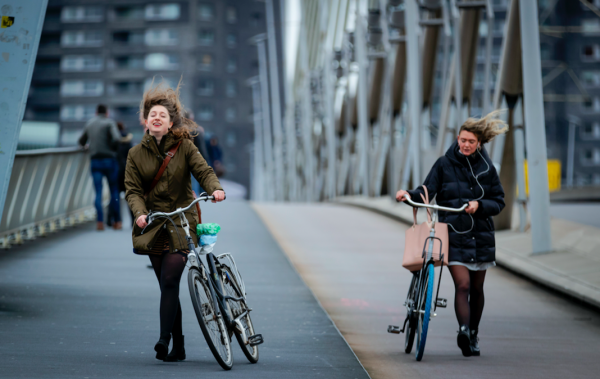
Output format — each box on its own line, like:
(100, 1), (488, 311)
(396, 110), (507, 357)
(112, 122), (134, 225)
(78, 104), (122, 231)
(206, 135), (225, 177)
(183, 110), (208, 194)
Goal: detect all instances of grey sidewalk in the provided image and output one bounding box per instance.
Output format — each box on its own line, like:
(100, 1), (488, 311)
(334, 195), (600, 310)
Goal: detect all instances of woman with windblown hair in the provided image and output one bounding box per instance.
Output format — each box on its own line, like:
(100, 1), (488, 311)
(396, 110), (508, 358)
(125, 81), (225, 361)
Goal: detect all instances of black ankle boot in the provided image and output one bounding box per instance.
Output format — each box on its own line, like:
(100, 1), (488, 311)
(154, 334), (171, 360)
(457, 325), (472, 357)
(164, 335), (186, 362)
(470, 329), (480, 356)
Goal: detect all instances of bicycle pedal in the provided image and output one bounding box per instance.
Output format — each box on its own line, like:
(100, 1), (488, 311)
(387, 325), (401, 334)
(248, 334), (264, 346)
(436, 298), (447, 308)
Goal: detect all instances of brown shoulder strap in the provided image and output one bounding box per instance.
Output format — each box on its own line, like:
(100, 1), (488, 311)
(145, 141), (182, 197)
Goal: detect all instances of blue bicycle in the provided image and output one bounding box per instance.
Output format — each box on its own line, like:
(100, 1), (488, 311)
(388, 196), (466, 361)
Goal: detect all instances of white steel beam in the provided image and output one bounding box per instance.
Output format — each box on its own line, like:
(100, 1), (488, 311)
(518, 0), (552, 253)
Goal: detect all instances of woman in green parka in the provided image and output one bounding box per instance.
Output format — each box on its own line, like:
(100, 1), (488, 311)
(125, 81), (225, 362)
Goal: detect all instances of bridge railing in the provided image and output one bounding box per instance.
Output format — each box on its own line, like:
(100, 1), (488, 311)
(0, 147), (98, 249)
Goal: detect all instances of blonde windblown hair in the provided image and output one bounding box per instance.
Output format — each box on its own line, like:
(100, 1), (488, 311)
(459, 109), (508, 145)
(140, 78), (199, 140)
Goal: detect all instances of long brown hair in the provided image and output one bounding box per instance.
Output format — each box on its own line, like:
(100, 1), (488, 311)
(459, 109), (508, 145)
(140, 78), (198, 140)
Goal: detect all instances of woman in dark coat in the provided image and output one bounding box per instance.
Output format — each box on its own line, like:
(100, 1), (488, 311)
(396, 110), (507, 357)
(125, 81), (225, 362)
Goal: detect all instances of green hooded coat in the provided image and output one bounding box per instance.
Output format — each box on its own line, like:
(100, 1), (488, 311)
(124, 132), (223, 253)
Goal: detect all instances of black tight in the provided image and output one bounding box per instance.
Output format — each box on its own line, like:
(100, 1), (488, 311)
(149, 253), (188, 338)
(448, 265), (487, 330)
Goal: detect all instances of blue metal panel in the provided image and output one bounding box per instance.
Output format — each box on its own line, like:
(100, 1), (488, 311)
(0, 0), (49, 221)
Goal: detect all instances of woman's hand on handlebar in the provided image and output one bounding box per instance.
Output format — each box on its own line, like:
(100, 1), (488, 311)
(465, 200), (479, 214)
(212, 190), (225, 203)
(136, 215), (148, 228)
(395, 190), (410, 202)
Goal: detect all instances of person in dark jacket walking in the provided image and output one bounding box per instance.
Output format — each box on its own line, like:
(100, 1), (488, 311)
(79, 104), (122, 231)
(396, 110), (507, 357)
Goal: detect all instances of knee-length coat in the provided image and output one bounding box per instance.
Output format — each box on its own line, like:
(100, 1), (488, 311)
(125, 132), (223, 253)
(407, 141), (505, 264)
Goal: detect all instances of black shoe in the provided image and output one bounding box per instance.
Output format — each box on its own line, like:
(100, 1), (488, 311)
(164, 335), (186, 362)
(457, 325), (472, 357)
(154, 334), (171, 360)
(470, 329), (480, 356)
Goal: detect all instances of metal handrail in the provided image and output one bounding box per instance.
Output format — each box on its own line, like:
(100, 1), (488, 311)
(1, 147), (98, 248)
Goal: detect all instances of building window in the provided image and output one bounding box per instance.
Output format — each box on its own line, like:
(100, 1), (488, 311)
(583, 96), (600, 112)
(198, 4), (214, 21)
(145, 53), (180, 70)
(60, 105), (96, 121)
(225, 131), (236, 146)
(61, 80), (104, 97)
(114, 55), (144, 70)
(199, 29), (215, 46)
(113, 31), (145, 45)
(582, 44), (600, 61)
(582, 122), (600, 140)
(145, 4), (181, 21)
(225, 80), (237, 97)
(226, 33), (237, 48)
(61, 30), (103, 47)
(198, 105), (214, 121)
(226, 6), (237, 24)
(581, 148), (600, 165)
(39, 33), (61, 48)
(226, 57), (237, 73)
(112, 81), (144, 95)
(114, 6), (145, 21)
(145, 77), (178, 91)
(145, 28), (179, 46)
(61, 55), (103, 72)
(582, 71), (600, 87)
(198, 79), (215, 96)
(61, 6), (103, 23)
(225, 107), (236, 122)
(251, 12), (262, 27)
(582, 19), (600, 35)
(198, 54), (214, 71)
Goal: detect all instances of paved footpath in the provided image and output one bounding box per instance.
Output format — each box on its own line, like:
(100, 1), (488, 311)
(0, 201), (369, 379)
(254, 202), (600, 379)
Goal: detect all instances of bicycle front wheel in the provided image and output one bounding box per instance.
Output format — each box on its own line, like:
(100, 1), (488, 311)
(188, 268), (233, 370)
(221, 266), (259, 363)
(415, 263), (434, 361)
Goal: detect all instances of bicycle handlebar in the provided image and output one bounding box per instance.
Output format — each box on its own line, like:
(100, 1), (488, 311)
(147, 195), (215, 224)
(401, 195), (468, 213)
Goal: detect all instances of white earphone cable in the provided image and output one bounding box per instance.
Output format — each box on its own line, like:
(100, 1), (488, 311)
(447, 149), (490, 234)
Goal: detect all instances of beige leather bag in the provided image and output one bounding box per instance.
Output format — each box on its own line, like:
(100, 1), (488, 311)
(402, 186), (449, 272)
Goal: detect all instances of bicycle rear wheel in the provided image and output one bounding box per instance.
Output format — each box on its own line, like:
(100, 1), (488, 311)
(188, 268), (233, 370)
(221, 266), (259, 363)
(415, 263), (434, 361)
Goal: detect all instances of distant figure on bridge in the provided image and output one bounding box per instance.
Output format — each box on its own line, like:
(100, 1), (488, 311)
(124, 80), (225, 362)
(78, 104), (122, 231)
(396, 110), (507, 358)
(205, 135), (225, 177)
(107, 122), (134, 226)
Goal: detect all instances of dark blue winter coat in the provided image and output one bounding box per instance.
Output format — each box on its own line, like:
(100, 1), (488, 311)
(406, 141), (505, 264)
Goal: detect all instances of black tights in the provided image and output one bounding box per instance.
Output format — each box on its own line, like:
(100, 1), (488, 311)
(448, 265), (487, 330)
(149, 253), (188, 338)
